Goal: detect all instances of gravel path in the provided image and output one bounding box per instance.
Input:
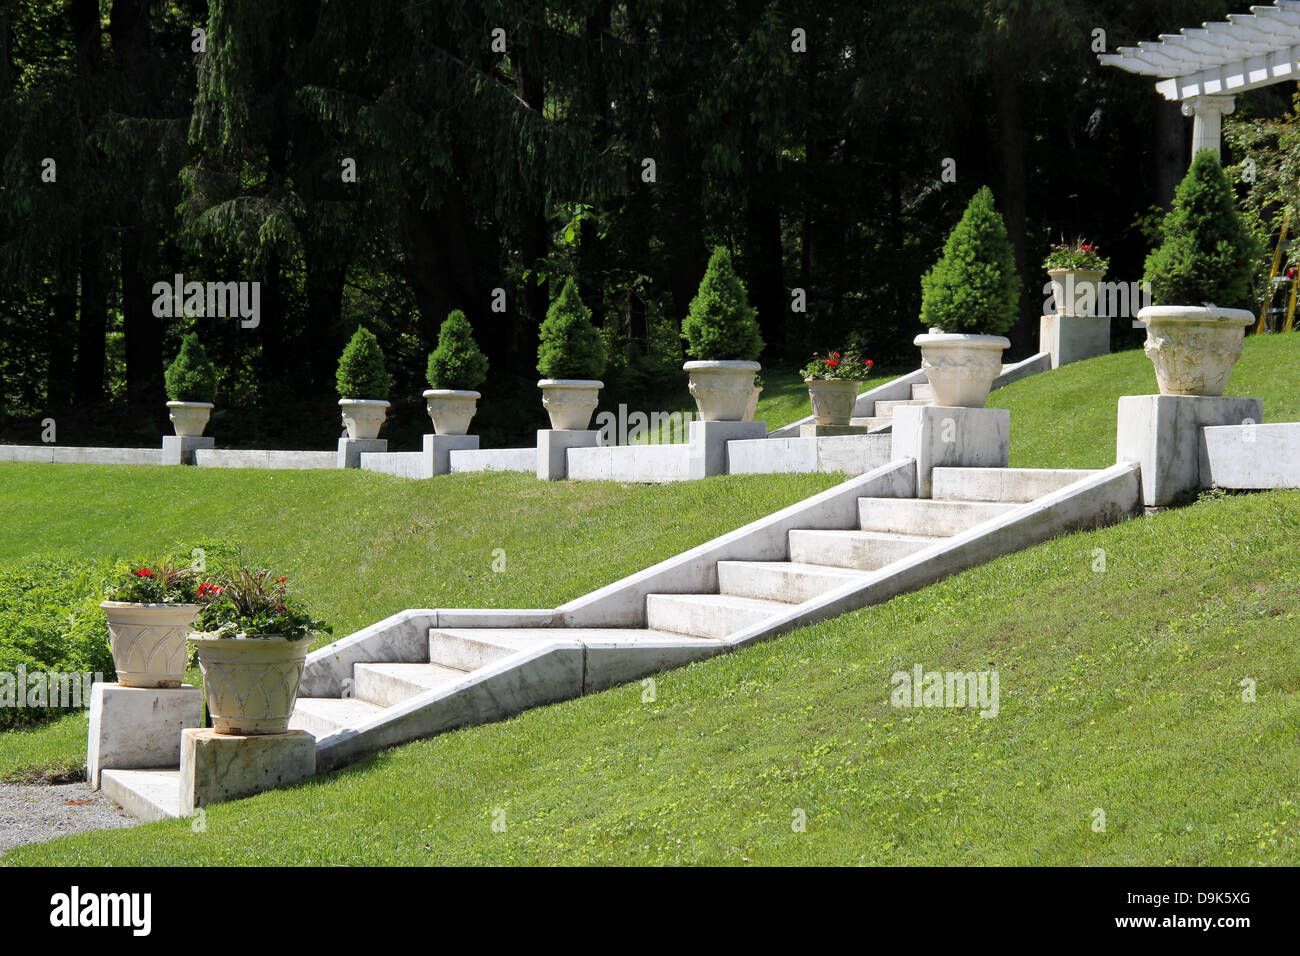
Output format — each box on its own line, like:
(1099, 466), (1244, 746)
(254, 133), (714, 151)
(0, 781), (138, 855)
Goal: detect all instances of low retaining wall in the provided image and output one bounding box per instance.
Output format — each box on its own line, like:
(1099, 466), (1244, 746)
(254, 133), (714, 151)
(360, 451), (424, 479)
(566, 442), (690, 482)
(728, 434), (892, 476)
(0, 444), (163, 465)
(1201, 422), (1300, 489)
(450, 447), (534, 473)
(193, 449), (336, 470)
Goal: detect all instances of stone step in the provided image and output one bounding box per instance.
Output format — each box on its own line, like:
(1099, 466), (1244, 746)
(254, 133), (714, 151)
(100, 768), (182, 823)
(851, 416), (892, 430)
(352, 662), (471, 709)
(857, 497), (1022, 536)
(426, 628), (541, 671)
(290, 697), (387, 739)
(716, 560), (867, 603)
(787, 529), (940, 571)
(873, 398), (930, 417)
(911, 382), (933, 400)
(644, 592), (793, 639)
(930, 467), (1099, 503)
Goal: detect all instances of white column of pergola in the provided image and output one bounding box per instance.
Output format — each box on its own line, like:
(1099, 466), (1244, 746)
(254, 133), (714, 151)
(1099, 1), (1300, 159)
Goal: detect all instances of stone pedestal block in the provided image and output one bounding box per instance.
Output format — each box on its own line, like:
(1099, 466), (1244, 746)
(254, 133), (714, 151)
(798, 423), (872, 438)
(337, 437), (386, 469)
(161, 435), (214, 466)
(1040, 313), (1110, 369)
(688, 420), (766, 479)
(87, 682), (203, 789)
(537, 429), (601, 480)
(179, 728), (316, 814)
(423, 433), (479, 477)
(891, 405), (1010, 498)
(1116, 394), (1263, 506)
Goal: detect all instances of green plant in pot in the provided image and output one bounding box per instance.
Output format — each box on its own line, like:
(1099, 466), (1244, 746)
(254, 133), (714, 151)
(1139, 149), (1262, 396)
(336, 326), (393, 439)
(164, 333), (218, 437)
(682, 246), (764, 422)
(188, 569), (330, 735)
(916, 185), (1019, 407)
(1043, 238), (1110, 318)
(537, 278), (608, 430)
(100, 558), (202, 688)
(801, 351), (874, 426)
(425, 310), (489, 435)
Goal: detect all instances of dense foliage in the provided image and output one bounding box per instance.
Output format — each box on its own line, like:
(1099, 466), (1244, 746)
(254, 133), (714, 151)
(537, 279), (607, 380)
(1144, 149), (1262, 308)
(194, 568), (329, 641)
(336, 327), (392, 399)
(102, 559), (200, 604)
(682, 246), (764, 361)
(801, 351), (874, 381)
(164, 334), (218, 404)
(920, 186), (1020, 335)
(1043, 239), (1110, 273)
(427, 311), (489, 391)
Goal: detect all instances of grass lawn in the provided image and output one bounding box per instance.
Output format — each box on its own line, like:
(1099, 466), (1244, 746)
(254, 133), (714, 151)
(7, 488), (1298, 865)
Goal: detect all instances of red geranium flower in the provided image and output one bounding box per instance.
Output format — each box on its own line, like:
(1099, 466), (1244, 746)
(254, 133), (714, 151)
(827, 360), (839, 368)
(866, 359), (874, 367)
(134, 568), (155, 578)
(833, 352), (841, 359)
(1081, 244), (1094, 252)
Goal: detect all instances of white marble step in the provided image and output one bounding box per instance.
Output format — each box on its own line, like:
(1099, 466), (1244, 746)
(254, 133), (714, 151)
(787, 528), (941, 571)
(100, 768), (181, 823)
(716, 560), (867, 603)
(911, 382), (933, 400)
(857, 497), (1022, 536)
(290, 697), (386, 739)
(352, 662), (470, 709)
(873, 398), (930, 417)
(644, 592), (793, 639)
(931, 467), (1099, 503)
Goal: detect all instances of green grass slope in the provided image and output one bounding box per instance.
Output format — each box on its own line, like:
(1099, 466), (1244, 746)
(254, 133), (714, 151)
(990, 334), (1300, 469)
(7, 489), (1298, 866)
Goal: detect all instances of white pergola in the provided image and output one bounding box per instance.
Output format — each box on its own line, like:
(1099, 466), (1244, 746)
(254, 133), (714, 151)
(1100, 1), (1300, 158)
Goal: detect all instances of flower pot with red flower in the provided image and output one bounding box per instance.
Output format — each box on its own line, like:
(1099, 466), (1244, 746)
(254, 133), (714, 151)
(1044, 239), (1109, 317)
(916, 187), (1016, 408)
(801, 352), (873, 425)
(682, 247), (764, 422)
(188, 570), (330, 735)
(100, 561), (205, 688)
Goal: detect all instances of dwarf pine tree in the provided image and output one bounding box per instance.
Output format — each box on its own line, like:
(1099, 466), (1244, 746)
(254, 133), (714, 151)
(681, 246), (763, 360)
(428, 310), (489, 390)
(164, 333), (218, 403)
(537, 278), (607, 380)
(336, 326), (392, 398)
(919, 186), (1019, 335)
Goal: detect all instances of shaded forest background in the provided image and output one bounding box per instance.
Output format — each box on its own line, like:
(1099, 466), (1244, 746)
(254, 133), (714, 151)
(0, 0), (1289, 448)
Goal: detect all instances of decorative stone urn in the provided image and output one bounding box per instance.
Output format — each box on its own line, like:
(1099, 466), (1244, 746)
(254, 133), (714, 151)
(1048, 268), (1106, 317)
(805, 379), (860, 426)
(743, 385), (763, 422)
(914, 332), (1009, 408)
(423, 389), (480, 435)
(683, 360), (761, 422)
(1137, 305), (1255, 397)
(338, 399), (390, 439)
(100, 602), (202, 688)
(166, 402), (214, 438)
(188, 634), (312, 735)
(538, 379), (602, 430)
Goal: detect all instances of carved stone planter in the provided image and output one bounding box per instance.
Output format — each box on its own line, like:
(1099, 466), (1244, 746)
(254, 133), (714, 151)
(338, 399), (390, 439)
(913, 332), (1009, 408)
(166, 402), (214, 438)
(805, 379), (860, 426)
(422, 389), (480, 435)
(538, 379), (602, 430)
(1138, 305), (1255, 397)
(1048, 268), (1106, 317)
(101, 602), (203, 688)
(683, 360), (761, 422)
(189, 634), (312, 735)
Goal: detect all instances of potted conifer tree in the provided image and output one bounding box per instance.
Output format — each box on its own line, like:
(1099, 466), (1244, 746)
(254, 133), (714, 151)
(336, 326), (393, 439)
(916, 186), (1018, 407)
(1138, 149), (1262, 396)
(537, 278), (608, 430)
(164, 333), (218, 437)
(100, 559), (203, 688)
(424, 310), (489, 435)
(682, 246), (764, 421)
(188, 569), (329, 735)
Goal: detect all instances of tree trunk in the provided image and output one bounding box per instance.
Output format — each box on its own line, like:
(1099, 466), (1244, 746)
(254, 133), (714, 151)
(121, 229), (163, 409)
(75, 237), (107, 404)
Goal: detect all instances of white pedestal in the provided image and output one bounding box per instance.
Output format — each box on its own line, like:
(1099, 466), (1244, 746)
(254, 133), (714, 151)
(1116, 394), (1263, 507)
(423, 433), (479, 477)
(87, 682), (203, 789)
(179, 728), (316, 814)
(161, 435), (214, 466)
(537, 429), (601, 480)
(689, 420), (766, 479)
(1040, 313), (1110, 369)
(891, 405), (1010, 498)
(338, 437), (386, 469)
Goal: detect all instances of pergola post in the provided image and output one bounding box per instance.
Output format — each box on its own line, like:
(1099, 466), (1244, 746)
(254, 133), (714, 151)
(1180, 95), (1236, 158)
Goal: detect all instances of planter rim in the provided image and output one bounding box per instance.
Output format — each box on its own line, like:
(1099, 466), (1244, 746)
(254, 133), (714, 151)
(188, 632), (307, 644)
(165, 401), (214, 409)
(913, 332), (1011, 348)
(338, 398), (391, 407)
(1046, 267), (1105, 277)
(423, 388), (481, 399)
(804, 377), (864, 386)
(100, 601), (201, 610)
(682, 360), (761, 371)
(1137, 305), (1254, 324)
(537, 378), (604, 388)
